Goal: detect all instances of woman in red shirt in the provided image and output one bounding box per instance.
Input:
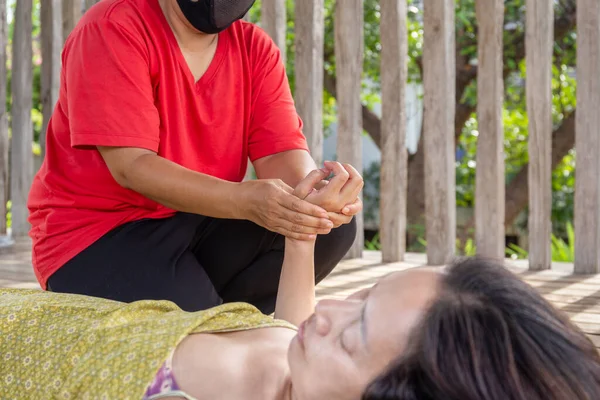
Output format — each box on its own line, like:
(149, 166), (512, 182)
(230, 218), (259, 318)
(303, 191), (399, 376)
(27, 0), (362, 313)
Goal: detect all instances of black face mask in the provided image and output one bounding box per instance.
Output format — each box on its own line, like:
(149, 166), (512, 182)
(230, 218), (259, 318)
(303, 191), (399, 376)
(176, 0), (256, 34)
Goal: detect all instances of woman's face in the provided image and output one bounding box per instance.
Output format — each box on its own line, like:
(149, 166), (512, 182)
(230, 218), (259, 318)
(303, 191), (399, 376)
(287, 267), (442, 400)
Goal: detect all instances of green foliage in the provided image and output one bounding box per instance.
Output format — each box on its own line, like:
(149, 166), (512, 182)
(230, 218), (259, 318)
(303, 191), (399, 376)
(6, 200), (10, 230)
(551, 221), (575, 262)
(364, 232), (380, 251)
(455, 1), (577, 239)
(506, 222), (575, 262)
(367, 232), (475, 257)
(362, 160), (380, 224)
(414, 223), (574, 262)
(266, 0), (579, 249)
(461, 238), (477, 257)
(551, 150), (575, 238)
(415, 236), (477, 256)
(505, 243), (528, 259)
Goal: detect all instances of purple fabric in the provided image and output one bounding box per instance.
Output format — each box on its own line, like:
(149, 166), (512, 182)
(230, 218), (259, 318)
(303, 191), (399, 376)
(143, 351), (182, 399)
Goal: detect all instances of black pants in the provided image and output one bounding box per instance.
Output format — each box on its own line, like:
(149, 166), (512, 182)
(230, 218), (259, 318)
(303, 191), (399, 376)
(47, 212), (357, 314)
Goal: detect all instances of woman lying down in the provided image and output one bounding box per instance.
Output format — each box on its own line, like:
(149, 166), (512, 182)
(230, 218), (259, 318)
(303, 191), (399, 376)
(2, 168), (600, 400)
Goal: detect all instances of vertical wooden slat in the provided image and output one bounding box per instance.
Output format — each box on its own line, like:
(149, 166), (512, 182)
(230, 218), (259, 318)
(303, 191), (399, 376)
(335, 0), (364, 259)
(84, 0), (99, 12)
(261, 0), (286, 64)
(474, 0), (505, 260)
(574, 0), (600, 273)
(40, 0), (62, 159)
(62, 0), (82, 43)
(0, 0), (8, 234)
(423, 0), (456, 265)
(380, 0), (408, 262)
(294, 0), (324, 166)
(10, 0), (34, 237)
(526, 0), (553, 270)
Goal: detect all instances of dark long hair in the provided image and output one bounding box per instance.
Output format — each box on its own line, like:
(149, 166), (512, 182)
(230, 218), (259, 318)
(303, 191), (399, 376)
(362, 257), (600, 400)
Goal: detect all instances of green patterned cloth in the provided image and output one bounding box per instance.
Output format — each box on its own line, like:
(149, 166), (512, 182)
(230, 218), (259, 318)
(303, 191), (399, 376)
(0, 288), (296, 400)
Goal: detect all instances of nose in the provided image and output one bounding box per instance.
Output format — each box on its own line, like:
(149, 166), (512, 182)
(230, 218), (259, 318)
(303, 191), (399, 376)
(313, 298), (362, 336)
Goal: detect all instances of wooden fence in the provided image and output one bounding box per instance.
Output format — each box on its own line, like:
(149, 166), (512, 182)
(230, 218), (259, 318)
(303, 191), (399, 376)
(2, 0), (599, 273)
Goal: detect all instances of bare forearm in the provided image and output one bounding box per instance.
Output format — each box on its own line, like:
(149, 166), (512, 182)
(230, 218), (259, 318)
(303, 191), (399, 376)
(253, 149), (318, 188)
(274, 238), (316, 326)
(121, 153), (243, 219)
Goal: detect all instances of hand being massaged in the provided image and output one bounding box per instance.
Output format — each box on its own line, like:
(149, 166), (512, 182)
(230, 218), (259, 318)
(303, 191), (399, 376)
(294, 161), (364, 228)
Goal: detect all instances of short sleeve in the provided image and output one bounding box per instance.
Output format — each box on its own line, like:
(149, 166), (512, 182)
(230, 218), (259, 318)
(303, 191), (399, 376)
(247, 28), (309, 162)
(64, 20), (160, 151)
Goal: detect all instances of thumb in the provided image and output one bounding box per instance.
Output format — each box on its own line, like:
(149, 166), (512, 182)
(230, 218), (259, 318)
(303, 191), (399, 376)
(294, 168), (330, 199)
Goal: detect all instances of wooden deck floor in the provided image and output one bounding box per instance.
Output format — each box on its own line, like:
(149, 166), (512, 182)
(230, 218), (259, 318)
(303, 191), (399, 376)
(2, 239), (600, 347)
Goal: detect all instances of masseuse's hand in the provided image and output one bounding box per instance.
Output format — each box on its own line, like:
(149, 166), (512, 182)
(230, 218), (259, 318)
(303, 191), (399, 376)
(294, 161), (364, 227)
(240, 178), (334, 241)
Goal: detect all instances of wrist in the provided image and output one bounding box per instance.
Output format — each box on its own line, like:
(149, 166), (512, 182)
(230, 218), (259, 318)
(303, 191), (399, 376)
(285, 237), (317, 251)
(231, 181), (252, 220)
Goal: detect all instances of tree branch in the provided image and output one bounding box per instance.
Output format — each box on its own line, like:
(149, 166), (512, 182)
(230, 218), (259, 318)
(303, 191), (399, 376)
(322, 8), (576, 152)
(424, 8), (576, 144)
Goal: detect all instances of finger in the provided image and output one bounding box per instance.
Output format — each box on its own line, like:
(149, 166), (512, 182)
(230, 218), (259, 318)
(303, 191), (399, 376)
(340, 163), (364, 199)
(342, 162), (361, 180)
(280, 192), (329, 218)
(277, 228), (317, 241)
(294, 168), (331, 199)
(276, 216), (332, 236)
(278, 181), (295, 195)
(341, 198), (362, 216)
(316, 179), (329, 189)
(341, 197), (363, 215)
(322, 161), (350, 193)
(327, 211), (352, 227)
(344, 184), (364, 210)
(281, 208), (334, 230)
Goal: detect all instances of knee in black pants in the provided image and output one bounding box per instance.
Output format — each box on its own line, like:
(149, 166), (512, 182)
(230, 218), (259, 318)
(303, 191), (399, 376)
(222, 217), (358, 315)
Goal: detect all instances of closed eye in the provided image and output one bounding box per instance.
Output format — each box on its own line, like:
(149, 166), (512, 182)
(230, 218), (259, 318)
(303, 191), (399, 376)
(339, 326), (354, 355)
(340, 330), (350, 353)
(339, 307), (366, 355)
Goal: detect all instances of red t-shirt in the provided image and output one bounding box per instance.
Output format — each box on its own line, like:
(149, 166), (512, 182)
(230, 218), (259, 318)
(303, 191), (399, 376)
(27, 0), (308, 289)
